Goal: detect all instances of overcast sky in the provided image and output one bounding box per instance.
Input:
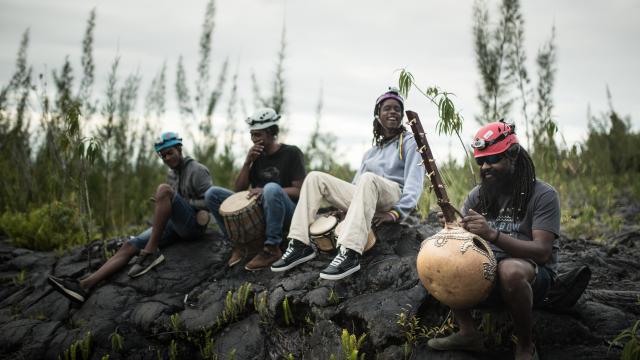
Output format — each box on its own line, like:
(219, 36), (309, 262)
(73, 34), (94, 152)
(1, 0), (638, 168)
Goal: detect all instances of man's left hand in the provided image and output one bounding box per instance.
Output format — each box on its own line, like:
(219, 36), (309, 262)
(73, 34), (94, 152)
(372, 211), (395, 226)
(460, 209), (494, 240)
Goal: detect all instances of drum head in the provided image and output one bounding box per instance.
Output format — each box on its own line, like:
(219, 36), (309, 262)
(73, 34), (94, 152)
(309, 215), (338, 235)
(334, 220), (376, 252)
(219, 191), (257, 215)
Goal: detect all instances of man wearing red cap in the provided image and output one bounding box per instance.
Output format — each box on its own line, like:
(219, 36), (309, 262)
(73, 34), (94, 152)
(428, 120), (560, 360)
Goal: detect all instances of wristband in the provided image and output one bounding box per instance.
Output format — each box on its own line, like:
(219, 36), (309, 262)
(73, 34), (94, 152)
(388, 209), (400, 222)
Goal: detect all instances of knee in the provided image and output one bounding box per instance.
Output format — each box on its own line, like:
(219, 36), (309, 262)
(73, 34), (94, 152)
(156, 183), (174, 199)
(205, 186), (215, 200)
(306, 171), (328, 183)
(497, 260), (530, 294)
(356, 172), (378, 188)
(263, 182), (284, 200)
(205, 186), (224, 201)
(119, 242), (140, 258)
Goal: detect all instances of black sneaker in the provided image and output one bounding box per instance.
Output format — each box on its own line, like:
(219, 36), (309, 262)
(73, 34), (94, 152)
(47, 275), (89, 304)
(270, 239), (316, 272)
(128, 250), (165, 278)
(319, 247), (360, 280)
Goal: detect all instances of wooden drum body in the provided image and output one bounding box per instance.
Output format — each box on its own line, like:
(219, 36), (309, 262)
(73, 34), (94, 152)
(219, 191), (264, 245)
(416, 226), (497, 309)
(309, 215), (339, 252)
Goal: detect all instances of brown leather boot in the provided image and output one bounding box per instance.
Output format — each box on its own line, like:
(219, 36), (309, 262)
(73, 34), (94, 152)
(245, 244), (282, 271)
(227, 247), (245, 267)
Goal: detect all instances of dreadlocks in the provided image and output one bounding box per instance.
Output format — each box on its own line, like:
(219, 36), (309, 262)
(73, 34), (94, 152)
(479, 143), (536, 221)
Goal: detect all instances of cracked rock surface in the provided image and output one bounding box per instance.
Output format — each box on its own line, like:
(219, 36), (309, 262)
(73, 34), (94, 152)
(0, 215), (638, 359)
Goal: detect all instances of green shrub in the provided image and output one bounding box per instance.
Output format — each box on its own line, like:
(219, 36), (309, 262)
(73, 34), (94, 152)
(0, 201), (85, 251)
(609, 320), (640, 360)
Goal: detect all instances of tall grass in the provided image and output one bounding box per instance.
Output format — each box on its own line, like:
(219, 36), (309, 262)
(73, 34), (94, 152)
(0, 4), (352, 251)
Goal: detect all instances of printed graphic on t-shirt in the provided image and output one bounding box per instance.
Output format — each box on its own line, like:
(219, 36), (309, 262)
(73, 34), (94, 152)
(487, 206), (521, 239)
(259, 166), (281, 184)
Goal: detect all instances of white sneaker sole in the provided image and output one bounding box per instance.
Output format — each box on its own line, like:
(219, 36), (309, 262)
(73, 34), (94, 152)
(48, 276), (86, 303)
(129, 254), (165, 278)
(270, 252), (316, 272)
(319, 264), (361, 280)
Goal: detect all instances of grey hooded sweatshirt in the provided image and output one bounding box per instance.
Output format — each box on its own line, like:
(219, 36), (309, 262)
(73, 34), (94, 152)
(166, 156), (213, 210)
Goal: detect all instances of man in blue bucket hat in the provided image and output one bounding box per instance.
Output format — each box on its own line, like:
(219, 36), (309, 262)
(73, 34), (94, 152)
(47, 132), (213, 304)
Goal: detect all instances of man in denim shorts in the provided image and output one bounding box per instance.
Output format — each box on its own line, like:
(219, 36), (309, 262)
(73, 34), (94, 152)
(428, 121), (560, 360)
(48, 132), (213, 304)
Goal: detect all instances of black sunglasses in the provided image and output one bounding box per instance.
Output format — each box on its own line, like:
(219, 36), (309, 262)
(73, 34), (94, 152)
(475, 154), (503, 166)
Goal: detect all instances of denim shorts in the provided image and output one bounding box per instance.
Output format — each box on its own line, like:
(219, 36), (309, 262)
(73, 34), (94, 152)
(127, 193), (204, 250)
(478, 257), (555, 308)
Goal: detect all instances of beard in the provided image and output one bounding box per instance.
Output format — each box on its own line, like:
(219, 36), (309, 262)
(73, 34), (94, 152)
(480, 167), (514, 196)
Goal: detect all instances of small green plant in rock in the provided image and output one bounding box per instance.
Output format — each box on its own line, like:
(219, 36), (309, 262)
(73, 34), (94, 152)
(254, 291), (270, 322)
(100, 355), (109, 360)
(219, 282), (253, 325)
(340, 328), (366, 360)
(419, 312), (455, 339)
(168, 339), (178, 360)
(609, 319), (640, 360)
(328, 288), (340, 305)
(169, 312), (182, 333)
(29, 312), (47, 321)
(396, 307), (420, 359)
(198, 327), (217, 360)
(79, 331), (91, 360)
(57, 331), (92, 360)
(282, 296), (294, 325)
(12, 269), (26, 286)
(109, 328), (124, 352)
(228, 348), (237, 360)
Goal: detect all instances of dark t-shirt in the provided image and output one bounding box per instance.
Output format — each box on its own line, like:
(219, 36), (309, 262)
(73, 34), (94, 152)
(462, 180), (561, 273)
(249, 144), (306, 188)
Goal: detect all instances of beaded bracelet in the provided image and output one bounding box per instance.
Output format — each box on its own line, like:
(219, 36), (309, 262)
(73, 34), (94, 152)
(387, 209), (400, 222)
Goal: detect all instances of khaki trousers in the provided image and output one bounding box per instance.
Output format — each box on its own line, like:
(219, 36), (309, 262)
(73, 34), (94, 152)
(288, 171), (401, 254)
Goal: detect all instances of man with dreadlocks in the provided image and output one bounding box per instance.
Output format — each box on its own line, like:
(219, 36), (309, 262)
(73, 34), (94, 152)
(270, 88), (425, 280)
(428, 120), (560, 360)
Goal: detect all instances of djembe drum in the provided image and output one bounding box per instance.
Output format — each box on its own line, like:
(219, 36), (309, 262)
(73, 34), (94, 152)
(309, 215), (339, 252)
(219, 191), (265, 245)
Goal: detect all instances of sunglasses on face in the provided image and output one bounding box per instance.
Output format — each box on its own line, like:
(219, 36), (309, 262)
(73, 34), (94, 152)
(475, 154), (503, 166)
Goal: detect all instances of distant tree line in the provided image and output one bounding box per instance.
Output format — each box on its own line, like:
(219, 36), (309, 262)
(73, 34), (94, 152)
(0, 0), (638, 250)
(0, 1), (351, 250)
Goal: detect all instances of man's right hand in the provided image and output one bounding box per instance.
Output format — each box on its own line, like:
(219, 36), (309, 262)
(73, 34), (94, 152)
(245, 141), (264, 164)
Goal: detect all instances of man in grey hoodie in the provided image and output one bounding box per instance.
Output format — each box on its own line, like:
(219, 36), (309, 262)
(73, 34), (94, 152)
(271, 88), (425, 280)
(48, 132), (213, 304)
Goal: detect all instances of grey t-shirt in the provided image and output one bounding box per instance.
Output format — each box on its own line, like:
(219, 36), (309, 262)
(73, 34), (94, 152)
(462, 180), (561, 273)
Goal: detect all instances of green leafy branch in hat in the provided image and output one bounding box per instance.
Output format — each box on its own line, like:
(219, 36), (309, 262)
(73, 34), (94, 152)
(398, 68), (476, 183)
